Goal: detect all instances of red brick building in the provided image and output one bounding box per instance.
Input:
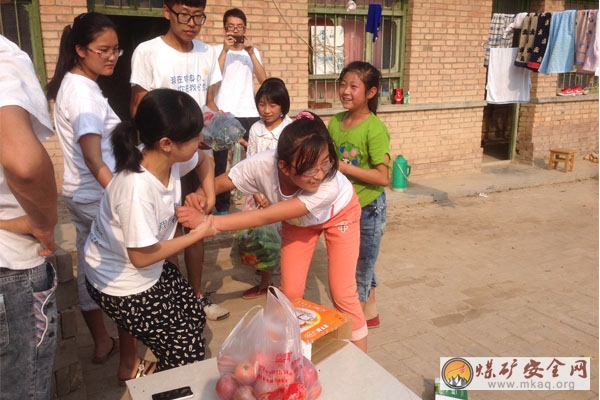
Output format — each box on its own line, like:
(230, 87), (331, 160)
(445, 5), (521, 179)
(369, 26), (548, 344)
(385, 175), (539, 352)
(4, 0), (596, 186)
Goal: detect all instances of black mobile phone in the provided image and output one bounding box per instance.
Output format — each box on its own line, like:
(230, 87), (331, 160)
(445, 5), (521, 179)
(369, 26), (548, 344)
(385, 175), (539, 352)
(232, 35), (245, 43)
(151, 386), (194, 400)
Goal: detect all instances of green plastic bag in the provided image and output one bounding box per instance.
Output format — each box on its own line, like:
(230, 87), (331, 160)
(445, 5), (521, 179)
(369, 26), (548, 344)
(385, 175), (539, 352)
(230, 224), (281, 271)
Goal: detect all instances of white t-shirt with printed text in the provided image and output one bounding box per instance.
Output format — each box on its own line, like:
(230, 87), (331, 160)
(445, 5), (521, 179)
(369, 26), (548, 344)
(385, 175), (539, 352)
(84, 154), (198, 296)
(131, 37), (222, 108)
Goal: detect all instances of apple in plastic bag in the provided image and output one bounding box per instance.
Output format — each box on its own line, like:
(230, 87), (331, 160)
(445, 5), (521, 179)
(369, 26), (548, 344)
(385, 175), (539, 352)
(235, 362), (257, 386)
(216, 373), (240, 400)
(306, 382), (322, 400)
(218, 353), (238, 374)
(282, 383), (306, 400)
(298, 356), (318, 387)
(233, 385), (257, 400)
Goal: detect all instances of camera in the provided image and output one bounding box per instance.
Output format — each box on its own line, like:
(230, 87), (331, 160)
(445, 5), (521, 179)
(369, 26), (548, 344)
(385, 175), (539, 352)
(232, 35), (244, 44)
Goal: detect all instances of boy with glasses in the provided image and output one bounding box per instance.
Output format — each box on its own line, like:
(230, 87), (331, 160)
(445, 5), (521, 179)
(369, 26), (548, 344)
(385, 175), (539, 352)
(213, 9), (267, 217)
(129, 0), (229, 322)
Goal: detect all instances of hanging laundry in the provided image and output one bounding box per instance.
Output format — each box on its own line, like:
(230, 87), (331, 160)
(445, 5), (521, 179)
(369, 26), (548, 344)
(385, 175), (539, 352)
(582, 17), (599, 75)
(504, 12), (528, 38)
(487, 48), (531, 104)
(575, 9), (597, 68)
(514, 13), (539, 68)
(366, 4), (383, 42)
(484, 13), (516, 67)
(538, 10), (577, 74)
(526, 12), (552, 71)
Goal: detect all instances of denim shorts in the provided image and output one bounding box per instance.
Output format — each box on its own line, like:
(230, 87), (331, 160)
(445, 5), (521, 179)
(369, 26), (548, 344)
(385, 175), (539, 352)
(0, 262), (57, 399)
(356, 191), (387, 302)
(64, 196), (101, 311)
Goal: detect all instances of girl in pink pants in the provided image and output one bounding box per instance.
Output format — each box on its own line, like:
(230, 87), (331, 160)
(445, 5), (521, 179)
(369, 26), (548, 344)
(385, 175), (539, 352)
(181, 110), (368, 351)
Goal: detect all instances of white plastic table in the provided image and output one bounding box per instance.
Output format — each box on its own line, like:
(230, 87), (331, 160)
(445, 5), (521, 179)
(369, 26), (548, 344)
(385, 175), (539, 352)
(127, 342), (422, 400)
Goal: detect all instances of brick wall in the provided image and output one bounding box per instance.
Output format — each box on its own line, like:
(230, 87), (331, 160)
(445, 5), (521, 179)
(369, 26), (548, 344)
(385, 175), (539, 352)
(36, 0), (598, 185)
(517, 97), (600, 163)
(404, 0), (491, 105)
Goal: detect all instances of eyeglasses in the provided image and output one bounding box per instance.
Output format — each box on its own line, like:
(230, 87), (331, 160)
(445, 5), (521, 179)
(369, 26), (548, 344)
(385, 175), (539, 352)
(87, 47), (123, 60)
(167, 5), (206, 26)
(225, 24), (246, 32)
(300, 159), (333, 177)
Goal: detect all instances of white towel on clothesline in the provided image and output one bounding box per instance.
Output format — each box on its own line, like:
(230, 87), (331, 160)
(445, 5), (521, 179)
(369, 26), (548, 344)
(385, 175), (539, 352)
(486, 48), (531, 104)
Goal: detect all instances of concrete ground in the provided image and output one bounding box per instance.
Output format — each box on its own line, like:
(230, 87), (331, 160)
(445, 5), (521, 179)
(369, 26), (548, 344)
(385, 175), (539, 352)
(58, 159), (599, 400)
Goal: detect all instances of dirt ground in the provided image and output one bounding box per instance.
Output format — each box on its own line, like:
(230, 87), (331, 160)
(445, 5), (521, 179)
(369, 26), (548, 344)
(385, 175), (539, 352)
(367, 179), (599, 399)
(79, 179), (599, 399)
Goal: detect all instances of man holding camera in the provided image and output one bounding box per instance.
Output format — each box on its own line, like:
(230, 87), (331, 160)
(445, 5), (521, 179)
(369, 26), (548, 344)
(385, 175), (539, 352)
(213, 8), (267, 213)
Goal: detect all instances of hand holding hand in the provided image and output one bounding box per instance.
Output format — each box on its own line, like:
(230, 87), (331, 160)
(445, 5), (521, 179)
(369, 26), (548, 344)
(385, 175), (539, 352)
(190, 214), (219, 239)
(184, 192), (207, 212)
(176, 205), (206, 229)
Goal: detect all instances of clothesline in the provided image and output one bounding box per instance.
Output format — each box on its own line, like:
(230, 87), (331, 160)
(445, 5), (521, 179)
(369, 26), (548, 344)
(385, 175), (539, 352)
(484, 9), (599, 104)
(484, 9), (598, 75)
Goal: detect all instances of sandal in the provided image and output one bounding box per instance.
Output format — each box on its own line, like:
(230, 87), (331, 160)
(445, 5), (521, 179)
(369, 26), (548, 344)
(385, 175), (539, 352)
(118, 359), (157, 387)
(242, 284), (272, 300)
(91, 337), (119, 364)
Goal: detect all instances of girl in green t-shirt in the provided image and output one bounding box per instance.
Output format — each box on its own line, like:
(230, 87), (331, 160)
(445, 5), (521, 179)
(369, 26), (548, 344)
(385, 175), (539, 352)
(328, 61), (391, 329)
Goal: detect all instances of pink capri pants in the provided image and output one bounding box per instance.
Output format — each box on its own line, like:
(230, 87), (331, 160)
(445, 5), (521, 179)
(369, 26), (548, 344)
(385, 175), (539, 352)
(279, 193), (368, 341)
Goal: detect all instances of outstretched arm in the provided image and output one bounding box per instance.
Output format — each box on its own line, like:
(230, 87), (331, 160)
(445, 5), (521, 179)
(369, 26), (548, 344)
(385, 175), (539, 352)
(0, 105), (58, 255)
(213, 197), (309, 232)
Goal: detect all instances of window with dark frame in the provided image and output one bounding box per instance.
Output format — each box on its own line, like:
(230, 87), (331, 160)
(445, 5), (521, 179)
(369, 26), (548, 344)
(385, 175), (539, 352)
(308, 0), (407, 108)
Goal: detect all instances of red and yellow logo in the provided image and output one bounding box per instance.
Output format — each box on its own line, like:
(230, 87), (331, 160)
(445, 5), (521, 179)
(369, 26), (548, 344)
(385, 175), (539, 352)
(441, 358), (473, 389)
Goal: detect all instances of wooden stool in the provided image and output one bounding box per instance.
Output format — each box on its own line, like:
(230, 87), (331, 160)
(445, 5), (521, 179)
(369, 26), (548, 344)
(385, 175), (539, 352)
(548, 148), (576, 172)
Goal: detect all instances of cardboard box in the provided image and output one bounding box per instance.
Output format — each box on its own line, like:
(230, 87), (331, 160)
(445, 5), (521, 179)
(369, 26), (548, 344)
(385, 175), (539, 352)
(292, 298), (353, 363)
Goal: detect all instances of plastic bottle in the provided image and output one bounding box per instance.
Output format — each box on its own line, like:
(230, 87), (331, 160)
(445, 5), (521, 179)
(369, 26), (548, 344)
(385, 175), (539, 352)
(404, 91), (410, 104)
(394, 88), (403, 105)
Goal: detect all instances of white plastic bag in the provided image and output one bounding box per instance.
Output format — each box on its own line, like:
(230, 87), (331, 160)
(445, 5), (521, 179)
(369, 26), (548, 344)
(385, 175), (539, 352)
(215, 287), (322, 400)
(201, 110), (245, 151)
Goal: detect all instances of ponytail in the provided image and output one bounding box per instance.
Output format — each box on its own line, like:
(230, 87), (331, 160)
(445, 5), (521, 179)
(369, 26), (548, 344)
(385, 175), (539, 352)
(111, 120), (143, 173)
(112, 89), (203, 174)
(46, 12), (117, 100)
(46, 25), (76, 100)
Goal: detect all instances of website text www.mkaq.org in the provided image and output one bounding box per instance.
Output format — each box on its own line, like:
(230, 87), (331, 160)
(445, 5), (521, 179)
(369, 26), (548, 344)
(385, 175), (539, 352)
(486, 380), (576, 390)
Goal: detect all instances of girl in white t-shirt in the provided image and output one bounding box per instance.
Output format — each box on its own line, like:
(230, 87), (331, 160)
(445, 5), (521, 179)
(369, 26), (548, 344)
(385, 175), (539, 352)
(180, 111), (368, 352)
(241, 78), (292, 300)
(46, 12), (140, 381)
(85, 89), (217, 374)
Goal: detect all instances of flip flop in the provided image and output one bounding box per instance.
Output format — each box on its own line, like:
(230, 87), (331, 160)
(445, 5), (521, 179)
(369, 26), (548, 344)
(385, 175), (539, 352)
(118, 359), (157, 387)
(91, 337), (119, 364)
